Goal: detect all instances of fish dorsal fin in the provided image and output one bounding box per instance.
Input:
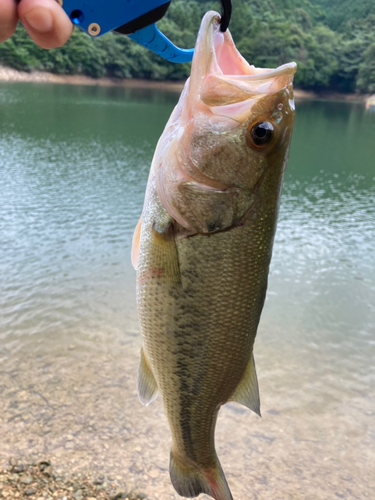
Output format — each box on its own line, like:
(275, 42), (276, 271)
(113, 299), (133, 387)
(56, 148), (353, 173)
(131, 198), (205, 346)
(131, 215), (142, 270)
(137, 347), (158, 406)
(230, 354), (261, 417)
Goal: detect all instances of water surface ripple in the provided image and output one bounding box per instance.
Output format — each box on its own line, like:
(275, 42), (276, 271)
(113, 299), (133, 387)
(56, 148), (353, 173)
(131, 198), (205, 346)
(0, 83), (374, 499)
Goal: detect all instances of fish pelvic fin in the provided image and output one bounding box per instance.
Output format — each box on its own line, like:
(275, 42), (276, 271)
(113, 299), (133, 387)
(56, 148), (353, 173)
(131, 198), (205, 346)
(137, 347), (158, 406)
(169, 451), (233, 500)
(229, 353), (261, 417)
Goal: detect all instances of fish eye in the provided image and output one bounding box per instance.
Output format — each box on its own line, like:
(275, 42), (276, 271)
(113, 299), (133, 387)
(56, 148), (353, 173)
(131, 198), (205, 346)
(249, 121), (274, 147)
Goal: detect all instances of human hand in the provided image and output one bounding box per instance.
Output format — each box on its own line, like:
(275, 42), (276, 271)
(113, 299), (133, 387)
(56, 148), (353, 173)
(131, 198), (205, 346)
(0, 0), (73, 48)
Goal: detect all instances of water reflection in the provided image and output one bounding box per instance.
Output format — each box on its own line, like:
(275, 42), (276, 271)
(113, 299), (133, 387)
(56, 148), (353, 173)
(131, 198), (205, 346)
(0, 84), (374, 499)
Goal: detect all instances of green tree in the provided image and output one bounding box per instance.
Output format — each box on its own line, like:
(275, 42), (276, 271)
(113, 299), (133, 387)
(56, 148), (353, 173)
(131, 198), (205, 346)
(357, 43), (375, 93)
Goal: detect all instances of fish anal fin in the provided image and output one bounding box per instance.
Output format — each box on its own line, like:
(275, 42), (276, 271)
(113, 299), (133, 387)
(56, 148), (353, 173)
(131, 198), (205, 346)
(131, 216), (142, 270)
(170, 451), (233, 500)
(230, 353), (261, 417)
(137, 347), (158, 406)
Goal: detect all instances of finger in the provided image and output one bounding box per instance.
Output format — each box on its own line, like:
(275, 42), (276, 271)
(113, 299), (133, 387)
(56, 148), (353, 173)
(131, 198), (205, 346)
(18, 0), (73, 49)
(0, 0), (18, 42)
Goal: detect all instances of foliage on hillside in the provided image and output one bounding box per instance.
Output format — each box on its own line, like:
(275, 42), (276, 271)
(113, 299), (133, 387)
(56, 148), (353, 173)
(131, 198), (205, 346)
(0, 0), (374, 93)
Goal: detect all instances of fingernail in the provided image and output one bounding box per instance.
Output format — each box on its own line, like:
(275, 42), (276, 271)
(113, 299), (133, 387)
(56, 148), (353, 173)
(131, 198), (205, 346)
(24, 8), (54, 33)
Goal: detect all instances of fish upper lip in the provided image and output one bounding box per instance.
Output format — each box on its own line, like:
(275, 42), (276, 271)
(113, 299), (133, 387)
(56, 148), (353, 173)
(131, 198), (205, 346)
(223, 62), (298, 80)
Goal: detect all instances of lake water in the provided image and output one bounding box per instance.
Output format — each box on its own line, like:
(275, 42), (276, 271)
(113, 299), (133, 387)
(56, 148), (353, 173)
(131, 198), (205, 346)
(0, 82), (374, 500)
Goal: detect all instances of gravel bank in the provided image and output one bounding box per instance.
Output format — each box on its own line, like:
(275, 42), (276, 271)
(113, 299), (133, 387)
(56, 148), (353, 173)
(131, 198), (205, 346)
(0, 458), (147, 500)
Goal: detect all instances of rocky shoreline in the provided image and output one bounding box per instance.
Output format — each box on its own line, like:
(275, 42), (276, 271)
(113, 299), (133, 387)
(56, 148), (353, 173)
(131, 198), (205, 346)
(0, 458), (147, 500)
(0, 65), (184, 92)
(0, 65), (368, 102)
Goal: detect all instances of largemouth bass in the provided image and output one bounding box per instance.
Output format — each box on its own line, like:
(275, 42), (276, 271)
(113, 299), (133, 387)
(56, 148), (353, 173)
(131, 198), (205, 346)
(132, 11), (296, 500)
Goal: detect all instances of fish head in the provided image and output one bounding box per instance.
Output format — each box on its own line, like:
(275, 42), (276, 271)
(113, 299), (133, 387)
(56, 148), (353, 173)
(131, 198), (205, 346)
(154, 11), (297, 234)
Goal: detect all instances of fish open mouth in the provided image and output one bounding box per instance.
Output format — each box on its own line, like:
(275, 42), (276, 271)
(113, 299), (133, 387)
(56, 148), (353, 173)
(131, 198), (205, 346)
(189, 11), (297, 109)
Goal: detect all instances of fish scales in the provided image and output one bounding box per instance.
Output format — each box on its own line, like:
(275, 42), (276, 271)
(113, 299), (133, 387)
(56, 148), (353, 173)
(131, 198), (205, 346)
(132, 10), (296, 500)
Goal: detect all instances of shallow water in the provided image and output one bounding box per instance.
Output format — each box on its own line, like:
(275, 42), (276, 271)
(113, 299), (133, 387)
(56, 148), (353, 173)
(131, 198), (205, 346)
(0, 83), (374, 499)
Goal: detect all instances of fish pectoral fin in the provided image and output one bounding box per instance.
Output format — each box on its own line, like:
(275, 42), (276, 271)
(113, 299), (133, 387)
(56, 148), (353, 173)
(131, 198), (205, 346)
(131, 215), (142, 270)
(229, 353), (261, 417)
(170, 451), (233, 500)
(149, 221), (181, 285)
(154, 209), (173, 234)
(137, 347), (158, 406)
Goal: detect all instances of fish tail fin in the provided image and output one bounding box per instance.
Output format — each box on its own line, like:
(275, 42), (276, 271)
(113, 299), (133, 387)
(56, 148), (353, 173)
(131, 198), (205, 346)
(169, 451), (233, 500)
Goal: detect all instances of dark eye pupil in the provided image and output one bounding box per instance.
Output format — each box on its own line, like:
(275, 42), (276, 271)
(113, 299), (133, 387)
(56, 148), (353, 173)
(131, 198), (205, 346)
(250, 121), (274, 146)
(255, 127), (267, 139)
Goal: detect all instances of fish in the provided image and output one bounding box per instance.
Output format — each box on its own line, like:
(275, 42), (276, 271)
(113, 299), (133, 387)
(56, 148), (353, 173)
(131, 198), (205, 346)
(131, 10), (297, 500)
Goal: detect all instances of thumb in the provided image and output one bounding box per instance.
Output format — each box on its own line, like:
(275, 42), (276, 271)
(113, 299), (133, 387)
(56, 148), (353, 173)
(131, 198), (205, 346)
(18, 0), (73, 49)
